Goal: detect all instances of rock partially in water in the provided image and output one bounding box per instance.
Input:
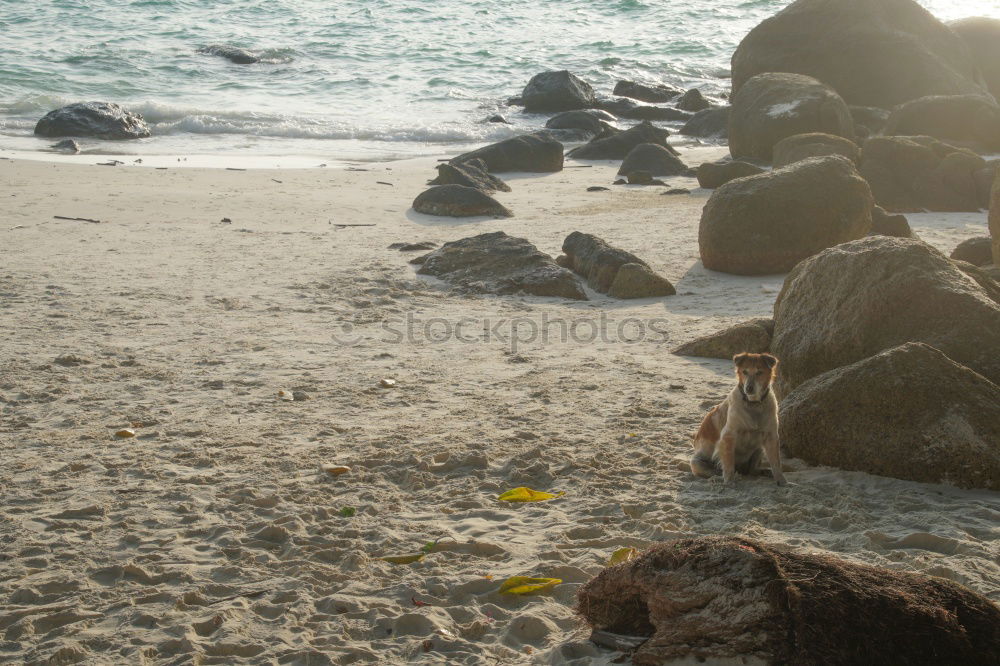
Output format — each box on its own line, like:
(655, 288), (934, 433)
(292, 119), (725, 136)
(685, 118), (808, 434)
(50, 139), (80, 153)
(34, 102), (150, 140)
(612, 80), (681, 103)
(198, 45), (261, 64)
(520, 70), (595, 113)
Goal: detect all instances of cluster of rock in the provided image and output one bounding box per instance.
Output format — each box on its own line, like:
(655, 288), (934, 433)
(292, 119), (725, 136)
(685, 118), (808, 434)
(678, 234), (1000, 490)
(516, 69), (717, 124)
(770, 237), (1000, 489)
(412, 232), (585, 300)
(411, 231), (675, 301)
(557, 232), (675, 299)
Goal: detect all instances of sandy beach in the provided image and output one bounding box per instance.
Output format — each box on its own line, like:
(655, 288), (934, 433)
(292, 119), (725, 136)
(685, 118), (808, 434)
(1, 151), (998, 664)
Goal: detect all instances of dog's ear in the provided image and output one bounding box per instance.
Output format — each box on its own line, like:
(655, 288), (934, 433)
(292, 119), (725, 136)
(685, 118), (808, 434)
(733, 352), (749, 366)
(761, 354), (779, 369)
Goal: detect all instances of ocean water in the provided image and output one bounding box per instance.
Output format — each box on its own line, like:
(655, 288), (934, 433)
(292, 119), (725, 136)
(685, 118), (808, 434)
(0, 0), (994, 162)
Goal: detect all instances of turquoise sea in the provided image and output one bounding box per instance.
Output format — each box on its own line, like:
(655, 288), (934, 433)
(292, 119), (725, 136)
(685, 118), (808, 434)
(0, 0), (995, 161)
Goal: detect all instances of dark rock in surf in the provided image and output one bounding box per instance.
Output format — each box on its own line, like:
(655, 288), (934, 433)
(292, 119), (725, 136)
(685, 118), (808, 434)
(676, 89), (711, 112)
(521, 70), (595, 113)
(613, 80), (682, 103)
(34, 102), (150, 140)
(198, 45), (261, 64)
(51, 139), (81, 153)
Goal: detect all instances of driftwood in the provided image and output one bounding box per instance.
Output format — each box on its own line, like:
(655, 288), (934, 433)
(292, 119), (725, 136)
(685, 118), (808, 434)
(54, 215), (101, 224)
(577, 536), (1000, 665)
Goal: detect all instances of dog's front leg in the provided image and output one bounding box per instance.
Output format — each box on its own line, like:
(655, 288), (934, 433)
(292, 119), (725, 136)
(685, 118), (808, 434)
(764, 434), (787, 486)
(718, 432), (737, 484)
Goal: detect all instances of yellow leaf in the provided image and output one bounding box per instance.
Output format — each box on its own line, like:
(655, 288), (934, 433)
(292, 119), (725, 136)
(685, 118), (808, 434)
(498, 576), (561, 595)
(320, 464), (351, 476)
(381, 553), (425, 565)
(607, 547), (638, 566)
(497, 487), (564, 502)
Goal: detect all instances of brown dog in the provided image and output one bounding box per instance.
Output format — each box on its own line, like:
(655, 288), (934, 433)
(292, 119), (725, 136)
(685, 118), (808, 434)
(690, 352), (786, 485)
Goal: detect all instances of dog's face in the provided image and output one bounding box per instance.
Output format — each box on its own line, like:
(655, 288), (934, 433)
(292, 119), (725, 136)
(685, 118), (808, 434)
(733, 353), (778, 402)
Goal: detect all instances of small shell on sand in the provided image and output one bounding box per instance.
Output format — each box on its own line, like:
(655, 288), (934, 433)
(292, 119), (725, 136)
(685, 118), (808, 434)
(320, 464), (351, 476)
(114, 428), (135, 439)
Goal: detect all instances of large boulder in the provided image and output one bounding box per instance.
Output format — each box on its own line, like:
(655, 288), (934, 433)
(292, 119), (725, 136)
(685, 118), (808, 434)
(772, 132), (860, 168)
(951, 236), (993, 266)
(568, 121), (673, 160)
(729, 73), (853, 162)
(617, 143), (687, 177)
(672, 318), (773, 358)
(884, 94), (1000, 152)
(520, 71), (595, 113)
(679, 107), (729, 139)
(949, 17), (1000, 100)
(414, 232), (585, 300)
(34, 102), (150, 140)
(992, 173), (1000, 265)
(770, 236), (1000, 394)
(411, 185), (512, 218)
(578, 536), (1000, 666)
(780, 343), (1000, 490)
(612, 80), (681, 103)
(452, 134), (563, 173)
(560, 232), (674, 298)
(859, 135), (987, 212)
(696, 160), (765, 189)
(428, 159), (510, 193)
(731, 0), (989, 109)
(699, 156), (873, 275)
